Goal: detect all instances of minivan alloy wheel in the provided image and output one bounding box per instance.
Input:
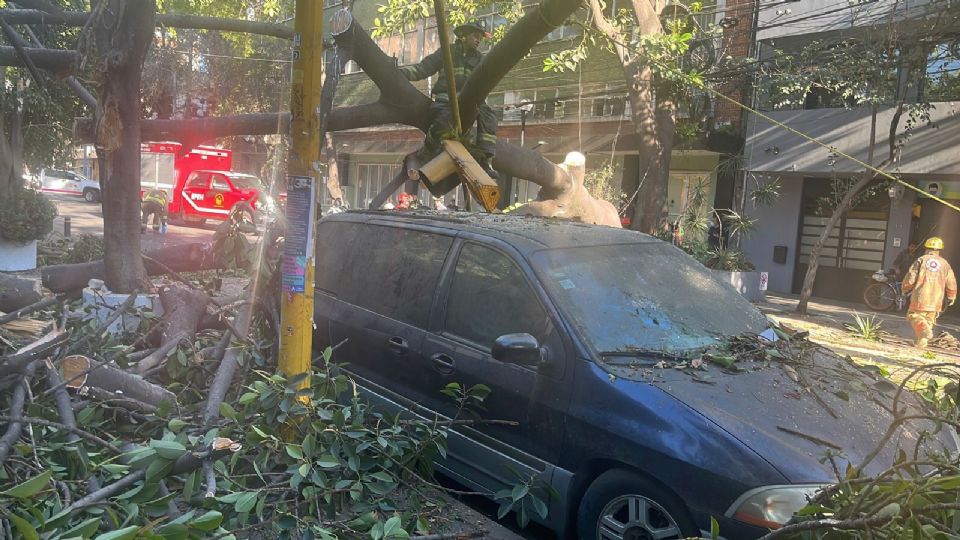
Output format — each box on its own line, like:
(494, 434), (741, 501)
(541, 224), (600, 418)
(596, 495), (684, 540)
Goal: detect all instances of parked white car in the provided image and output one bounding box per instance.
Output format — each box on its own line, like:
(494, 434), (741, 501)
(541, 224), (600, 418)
(39, 169), (101, 202)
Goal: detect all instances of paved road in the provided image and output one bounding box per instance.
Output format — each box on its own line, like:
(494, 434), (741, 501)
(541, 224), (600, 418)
(47, 193), (216, 250)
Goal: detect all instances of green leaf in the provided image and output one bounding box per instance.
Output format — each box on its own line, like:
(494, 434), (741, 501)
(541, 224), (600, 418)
(316, 455), (339, 468)
(235, 491), (258, 513)
(497, 502), (513, 520)
(220, 402), (238, 420)
(710, 516), (720, 539)
(370, 521), (384, 540)
(150, 440), (187, 460)
(383, 515), (408, 538)
(8, 514), (38, 540)
(1, 470), (52, 498)
(167, 418), (187, 433)
(94, 526), (141, 540)
(511, 483), (528, 502)
(189, 510), (224, 532)
(531, 495), (549, 519)
(285, 444), (304, 460)
(59, 517), (101, 539)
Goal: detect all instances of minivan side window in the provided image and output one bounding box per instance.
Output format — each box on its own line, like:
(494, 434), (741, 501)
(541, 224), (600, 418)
(316, 222), (452, 328)
(444, 243), (549, 349)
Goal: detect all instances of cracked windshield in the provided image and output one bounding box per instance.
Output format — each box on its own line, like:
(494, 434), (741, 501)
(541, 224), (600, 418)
(3, 0), (960, 539)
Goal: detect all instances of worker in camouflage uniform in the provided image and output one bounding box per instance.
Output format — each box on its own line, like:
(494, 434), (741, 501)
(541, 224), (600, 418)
(141, 188), (168, 233)
(400, 20), (498, 180)
(901, 237), (957, 348)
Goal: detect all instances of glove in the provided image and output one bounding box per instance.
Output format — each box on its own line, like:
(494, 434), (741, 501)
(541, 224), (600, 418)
(950, 298), (956, 307)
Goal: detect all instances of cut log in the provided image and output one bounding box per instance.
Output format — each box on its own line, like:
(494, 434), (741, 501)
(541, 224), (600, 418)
(61, 354), (177, 408)
(0, 274), (42, 312)
(41, 242), (224, 294)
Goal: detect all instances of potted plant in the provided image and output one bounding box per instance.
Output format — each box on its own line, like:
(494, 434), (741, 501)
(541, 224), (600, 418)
(669, 178), (778, 301)
(0, 187), (57, 271)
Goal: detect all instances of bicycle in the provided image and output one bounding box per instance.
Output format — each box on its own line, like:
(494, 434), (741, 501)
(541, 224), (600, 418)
(863, 269), (907, 311)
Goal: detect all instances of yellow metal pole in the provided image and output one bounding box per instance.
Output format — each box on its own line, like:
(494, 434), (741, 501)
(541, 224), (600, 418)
(279, 0), (323, 391)
(432, 0), (462, 136)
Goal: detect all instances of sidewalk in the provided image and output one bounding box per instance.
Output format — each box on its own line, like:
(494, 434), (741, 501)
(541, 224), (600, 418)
(754, 293), (960, 382)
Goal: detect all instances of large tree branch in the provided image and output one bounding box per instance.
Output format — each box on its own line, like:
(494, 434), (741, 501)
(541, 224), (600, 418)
(0, 45), (77, 75)
(74, 112), (291, 145)
(0, 9), (293, 38)
(327, 101), (428, 132)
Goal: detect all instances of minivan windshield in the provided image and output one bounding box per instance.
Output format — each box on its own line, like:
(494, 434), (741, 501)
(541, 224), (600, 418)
(533, 243), (768, 353)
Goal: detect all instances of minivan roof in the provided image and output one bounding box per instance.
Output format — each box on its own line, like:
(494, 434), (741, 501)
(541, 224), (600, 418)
(323, 210), (658, 252)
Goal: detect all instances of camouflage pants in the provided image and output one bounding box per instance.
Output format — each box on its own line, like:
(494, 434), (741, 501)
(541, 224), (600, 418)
(907, 310), (939, 343)
(425, 97), (498, 161)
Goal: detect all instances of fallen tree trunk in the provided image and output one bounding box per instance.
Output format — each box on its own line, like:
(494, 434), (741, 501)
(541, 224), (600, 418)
(62, 354), (177, 408)
(0, 45), (78, 75)
(131, 283), (209, 375)
(0, 9), (293, 38)
(41, 242), (223, 293)
(73, 112), (291, 147)
(0, 274), (42, 312)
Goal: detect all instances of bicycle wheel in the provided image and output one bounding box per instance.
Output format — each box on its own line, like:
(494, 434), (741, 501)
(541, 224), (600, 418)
(864, 282), (897, 311)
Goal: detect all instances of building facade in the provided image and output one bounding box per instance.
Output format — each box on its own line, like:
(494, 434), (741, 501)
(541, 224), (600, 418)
(741, 0), (960, 302)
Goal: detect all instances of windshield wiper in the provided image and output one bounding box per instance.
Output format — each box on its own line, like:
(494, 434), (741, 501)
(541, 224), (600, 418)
(599, 349), (690, 362)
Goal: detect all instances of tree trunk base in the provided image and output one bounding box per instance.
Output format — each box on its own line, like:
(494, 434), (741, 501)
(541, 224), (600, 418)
(0, 274), (42, 312)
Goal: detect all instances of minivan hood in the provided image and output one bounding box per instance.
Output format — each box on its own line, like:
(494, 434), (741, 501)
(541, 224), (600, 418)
(599, 342), (957, 482)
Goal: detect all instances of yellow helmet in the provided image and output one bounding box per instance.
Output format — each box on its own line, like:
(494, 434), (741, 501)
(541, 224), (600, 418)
(925, 237), (944, 250)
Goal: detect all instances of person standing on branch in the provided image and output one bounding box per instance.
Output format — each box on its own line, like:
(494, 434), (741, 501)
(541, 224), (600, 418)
(901, 237), (957, 348)
(401, 20), (499, 180)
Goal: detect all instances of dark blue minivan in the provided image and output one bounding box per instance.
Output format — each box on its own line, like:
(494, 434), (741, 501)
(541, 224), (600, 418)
(313, 211), (955, 540)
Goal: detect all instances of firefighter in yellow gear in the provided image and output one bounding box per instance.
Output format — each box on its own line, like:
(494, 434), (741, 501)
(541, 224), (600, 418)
(141, 189), (169, 233)
(901, 236), (957, 348)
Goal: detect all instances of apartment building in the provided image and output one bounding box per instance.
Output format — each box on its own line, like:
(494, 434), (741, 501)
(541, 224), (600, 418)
(741, 0), (960, 301)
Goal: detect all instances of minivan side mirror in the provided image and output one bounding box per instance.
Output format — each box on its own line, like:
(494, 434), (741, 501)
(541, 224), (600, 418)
(492, 333), (544, 366)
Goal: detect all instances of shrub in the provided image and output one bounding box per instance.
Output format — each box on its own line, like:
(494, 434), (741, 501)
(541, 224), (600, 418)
(0, 188), (57, 244)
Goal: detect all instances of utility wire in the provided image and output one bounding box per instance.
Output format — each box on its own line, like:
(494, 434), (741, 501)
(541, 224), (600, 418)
(607, 34), (960, 214)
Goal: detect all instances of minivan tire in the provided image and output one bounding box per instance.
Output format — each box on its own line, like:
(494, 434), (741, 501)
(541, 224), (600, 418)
(576, 470), (696, 540)
(83, 189), (100, 203)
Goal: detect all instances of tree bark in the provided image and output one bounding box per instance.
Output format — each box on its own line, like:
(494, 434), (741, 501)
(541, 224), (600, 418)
(0, 45), (78, 75)
(93, 0), (156, 293)
(132, 283), (208, 374)
(0, 88), (24, 201)
(0, 9), (293, 38)
(62, 354), (177, 407)
(0, 274), (42, 312)
(586, 0), (672, 234)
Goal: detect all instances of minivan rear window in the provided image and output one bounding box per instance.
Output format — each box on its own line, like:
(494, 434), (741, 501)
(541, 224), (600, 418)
(315, 221), (452, 328)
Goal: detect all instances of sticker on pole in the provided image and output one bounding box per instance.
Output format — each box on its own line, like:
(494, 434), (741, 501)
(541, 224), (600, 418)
(759, 272), (769, 292)
(282, 175), (316, 293)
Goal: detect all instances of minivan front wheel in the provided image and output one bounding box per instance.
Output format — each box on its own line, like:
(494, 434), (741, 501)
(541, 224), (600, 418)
(577, 470), (695, 540)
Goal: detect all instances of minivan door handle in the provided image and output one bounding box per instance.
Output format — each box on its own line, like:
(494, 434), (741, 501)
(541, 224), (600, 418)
(430, 353), (455, 375)
(388, 336), (408, 355)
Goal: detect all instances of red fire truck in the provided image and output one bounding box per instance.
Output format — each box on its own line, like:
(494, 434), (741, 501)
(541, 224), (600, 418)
(140, 142), (275, 225)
